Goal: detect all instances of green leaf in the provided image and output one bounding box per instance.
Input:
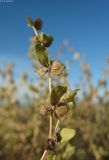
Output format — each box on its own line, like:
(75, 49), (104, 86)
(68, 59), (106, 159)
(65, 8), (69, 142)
(64, 89), (80, 103)
(26, 16), (34, 27)
(60, 128), (76, 143)
(47, 155), (56, 160)
(50, 85), (67, 106)
(35, 48), (50, 67)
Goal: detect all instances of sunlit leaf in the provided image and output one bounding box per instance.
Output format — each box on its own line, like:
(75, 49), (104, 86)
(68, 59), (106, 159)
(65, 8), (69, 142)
(60, 128), (76, 143)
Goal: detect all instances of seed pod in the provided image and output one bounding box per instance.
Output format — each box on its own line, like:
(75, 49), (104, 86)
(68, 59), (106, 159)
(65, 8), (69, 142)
(40, 105), (51, 116)
(34, 18), (43, 30)
(37, 67), (48, 76)
(54, 103), (69, 119)
(51, 60), (65, 76)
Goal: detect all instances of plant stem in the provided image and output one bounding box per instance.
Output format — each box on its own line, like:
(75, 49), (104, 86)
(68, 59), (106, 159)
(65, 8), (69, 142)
(48, 76), (52, 94)
(40, 63), (52, 160)
(40, 150), (48, 160)
(32, 26), (38, 36)
(48, 72), (52, 139)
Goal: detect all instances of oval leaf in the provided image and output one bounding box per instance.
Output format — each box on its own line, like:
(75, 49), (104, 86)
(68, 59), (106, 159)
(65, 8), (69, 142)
(35, 49), (50, 67)
(60, 128), (76, 143)
(50, 85), (67, 106)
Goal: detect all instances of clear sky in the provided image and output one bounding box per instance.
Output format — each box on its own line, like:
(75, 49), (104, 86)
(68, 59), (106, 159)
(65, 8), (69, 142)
(0, 0), (109, 85)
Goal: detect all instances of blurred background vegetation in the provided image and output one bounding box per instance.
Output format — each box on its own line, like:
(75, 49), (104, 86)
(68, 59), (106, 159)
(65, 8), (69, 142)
(0, 43), (109, 159)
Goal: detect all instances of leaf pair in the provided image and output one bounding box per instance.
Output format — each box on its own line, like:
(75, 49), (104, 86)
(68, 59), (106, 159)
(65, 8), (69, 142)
(50, 86), (79, 118)
(37, 60), (65, 77)
(50, 85), (68, 118)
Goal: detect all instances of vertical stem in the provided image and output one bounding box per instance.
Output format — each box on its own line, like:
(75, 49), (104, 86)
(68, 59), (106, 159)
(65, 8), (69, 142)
(48, 71), (52, 139)
(48, 76), (52, 94)
(49, 114), (52, 139)
(40, 63), (52, 160)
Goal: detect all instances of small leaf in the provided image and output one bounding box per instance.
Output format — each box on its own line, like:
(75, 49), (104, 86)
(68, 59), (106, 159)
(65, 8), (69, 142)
(51, 60), (65, 76)
(26, 16), (34, 27)
(34, 18), (43, 30)
(35, 48), (50, 67)
(50, 85), (67, 106)
(60, 128), (76, 143)
(63, 89), (80, 103)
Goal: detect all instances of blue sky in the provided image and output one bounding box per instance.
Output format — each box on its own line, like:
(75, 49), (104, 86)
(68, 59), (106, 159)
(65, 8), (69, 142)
(0, 0), (109, 85)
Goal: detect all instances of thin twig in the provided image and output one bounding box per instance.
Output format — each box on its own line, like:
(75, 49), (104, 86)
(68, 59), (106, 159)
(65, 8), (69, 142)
(48, 72), (52, 139)
(48, 76), (52, 94)
(32, 26), (38, 36)
(49, 114), (52, 139)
